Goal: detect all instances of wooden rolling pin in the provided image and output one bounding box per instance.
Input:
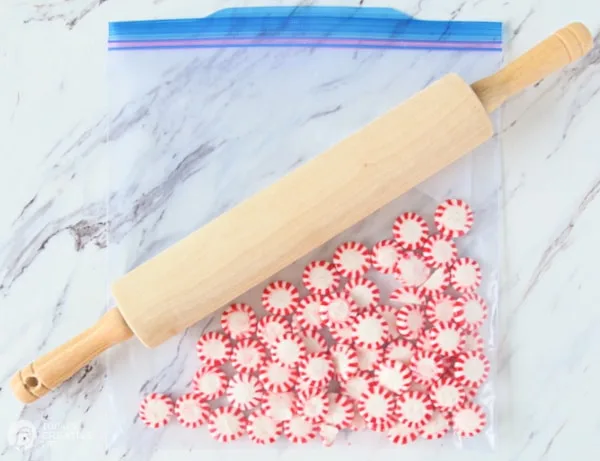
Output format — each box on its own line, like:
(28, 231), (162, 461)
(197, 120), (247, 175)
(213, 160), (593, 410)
(12, 23), (593, 403)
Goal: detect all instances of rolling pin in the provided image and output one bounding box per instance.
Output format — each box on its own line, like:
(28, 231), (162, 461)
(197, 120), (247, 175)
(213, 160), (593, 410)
(12, 23), (593, 403)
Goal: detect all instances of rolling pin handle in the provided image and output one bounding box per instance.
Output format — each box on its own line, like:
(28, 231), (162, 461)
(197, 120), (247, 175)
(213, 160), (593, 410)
(472, 22), (593, 113)
(11, 308), (133, 404)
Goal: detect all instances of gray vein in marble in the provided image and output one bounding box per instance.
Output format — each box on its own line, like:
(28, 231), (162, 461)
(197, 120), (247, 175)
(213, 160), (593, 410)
(1, 203), (105, 293)
(304, 104), (342, 123)
(509, 9), (535, 42)
(449, 1), (467, 20)
(109, 142), (221, 242)
(519, 176), (600, 305)
(14, 194), (38, 224)
(23, 0), (110, 29)
(139, 329), (192, 396)
(34, 282), (69, 354)
(539, 422), (567, 459)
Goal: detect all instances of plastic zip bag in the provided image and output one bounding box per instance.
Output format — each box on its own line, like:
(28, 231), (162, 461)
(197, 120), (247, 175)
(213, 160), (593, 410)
(105, 6), (502, 456)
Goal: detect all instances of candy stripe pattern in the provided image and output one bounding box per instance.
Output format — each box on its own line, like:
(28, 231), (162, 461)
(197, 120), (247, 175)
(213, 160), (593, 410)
(434, 199), (474, 238)
(221, 303), (257, 340)
(262, 280), (300, 316)
(332, 241), (372, 278)
(302, 260), (340, 295)
(174, 393), (211, 428)
(371, 239), (401, 274)
(139, 393), (174, 429)
(208, 407), (246, 443)
(392, 212), (429, 250)
(195, 332), (232, 367)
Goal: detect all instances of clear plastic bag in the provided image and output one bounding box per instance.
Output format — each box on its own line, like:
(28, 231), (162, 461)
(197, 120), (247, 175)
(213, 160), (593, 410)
(105, 6), (502, 457)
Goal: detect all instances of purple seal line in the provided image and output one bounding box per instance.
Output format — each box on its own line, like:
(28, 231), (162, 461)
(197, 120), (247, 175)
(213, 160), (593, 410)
(108, 37), (502, 52)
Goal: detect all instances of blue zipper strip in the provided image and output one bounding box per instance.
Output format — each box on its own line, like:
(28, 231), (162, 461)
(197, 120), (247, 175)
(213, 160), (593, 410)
(108, 6), (502, 51)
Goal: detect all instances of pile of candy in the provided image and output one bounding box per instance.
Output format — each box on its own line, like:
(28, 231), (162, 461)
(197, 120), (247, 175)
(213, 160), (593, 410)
(138, 199), (490, 446)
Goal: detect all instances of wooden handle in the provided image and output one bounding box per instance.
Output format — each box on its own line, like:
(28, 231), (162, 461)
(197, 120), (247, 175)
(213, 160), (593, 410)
(11, 308), (133, 404)
(472, 22), (593, 113)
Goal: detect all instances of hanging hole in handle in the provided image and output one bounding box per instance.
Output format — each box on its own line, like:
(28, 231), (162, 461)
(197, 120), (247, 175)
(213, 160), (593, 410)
(25, 376), (39, 389)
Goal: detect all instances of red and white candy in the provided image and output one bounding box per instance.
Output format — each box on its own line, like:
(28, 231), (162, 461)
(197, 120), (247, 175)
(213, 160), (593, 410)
(330, 343), (359, 381)
(342, 370), (376, 400)
(247, 410), (283, 445)
(320, 424), (340, 447)
(302, 260), (340, 295)
(384, 338), (414, 364)
(378, 304), (402, 339)
(395, 391), (434, 429)
(262, 280), (300, 316)
(297, 352), (335, 388)
(323, 393), (354, 429)
(174, 393), (211, 428)
(371, 239), (401, 274)
(208, 407), (246, 443)
(429, 377), (466, 411)
(395, 252), (430, 287)
(295, 294), (324, 330)
(455, 292), (488, 330)
(271, 332), (307, 368)
(192, 365), (228, 401)
(258, 359), (298, 393)
(396, 304), (425, 340)
(452, 402), (486, 437)
(450, 257), (482, 293)
(284, 414), (318, 444)
(139, 393), (174, 429)
(298, 327), (328, 353)
(454, 351), (490, 388)
(434, 199), (474, 238)
(425, 293), (458, 325)
(263, 392), (295, 423)
(230, 338), (266, 374)
(420, 266), (450, 297)
(221, 303), (257, 340)
(463, 330), (485, 353)
(328, 320), (355, 345)
(333, 241), (372, 278)
(389, 286), (426, 307)
(295, 389), (330, 423)
(256, 315), (292, 347)
(429, 321), (465, 357)
(344, 276), (380, 309)
(196, 332), (232, 367)
(411, 350), (444, 386)
(388, 419), (419, 445)
(357, 385), (397, 431)
(356, 345), (384, 371)
(352, 310), (389, 349)
(375, 359), (411, 394)
(227, 373), (265, 412)
(422, 234), (458, 268)
(321, 291), (357, 326)
(393, 212), (429, 250)
(419, 411), (450, 439)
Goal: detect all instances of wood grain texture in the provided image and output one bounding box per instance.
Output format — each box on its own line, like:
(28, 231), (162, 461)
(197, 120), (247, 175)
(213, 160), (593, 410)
(112, 74), (493, 347)
(11, 308), (133, 403)
(472, 22), (593, 113)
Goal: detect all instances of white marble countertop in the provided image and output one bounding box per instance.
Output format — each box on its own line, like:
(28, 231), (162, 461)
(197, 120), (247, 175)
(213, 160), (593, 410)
(1, 1), (600, 460)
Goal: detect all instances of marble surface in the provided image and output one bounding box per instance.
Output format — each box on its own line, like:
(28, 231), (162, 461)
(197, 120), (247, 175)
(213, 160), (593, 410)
(1, 1), (600, 460)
